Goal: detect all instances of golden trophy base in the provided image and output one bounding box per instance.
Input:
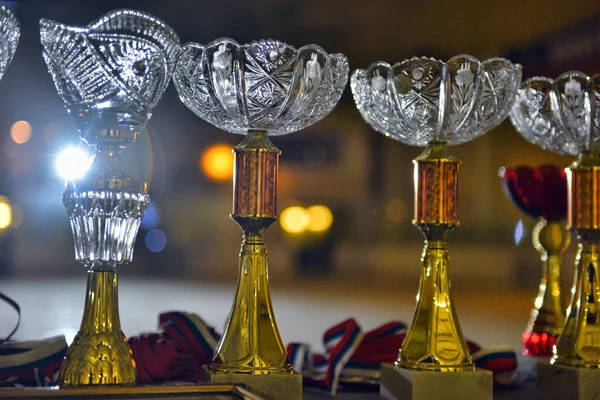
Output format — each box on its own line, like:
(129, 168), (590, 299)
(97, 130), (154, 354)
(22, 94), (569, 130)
(380, 363), (492, 400)
(537, 363), (600, 400)
(202, 366), (302, 400)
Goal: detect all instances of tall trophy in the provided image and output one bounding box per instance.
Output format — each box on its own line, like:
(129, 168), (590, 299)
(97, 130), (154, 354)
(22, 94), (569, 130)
(173, 38), (348, 399)
(40, 10), (180, 386)
(352, 55), (522, 400)
(501, 165), (569, 357)
(511, 72), (600, 398)
(0, 4), (19, 83)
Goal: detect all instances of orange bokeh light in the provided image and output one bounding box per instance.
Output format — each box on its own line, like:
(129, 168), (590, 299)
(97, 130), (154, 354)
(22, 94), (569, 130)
(200, 144), (234, 181)
(10, 121), (32, 144)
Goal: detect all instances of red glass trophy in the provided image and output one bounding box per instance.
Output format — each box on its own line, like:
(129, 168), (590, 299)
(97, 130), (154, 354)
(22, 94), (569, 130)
(501, 165), (569, 357)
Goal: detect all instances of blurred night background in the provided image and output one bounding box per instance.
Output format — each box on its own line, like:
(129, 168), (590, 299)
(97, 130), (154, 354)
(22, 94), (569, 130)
(1, 0), (600, 350)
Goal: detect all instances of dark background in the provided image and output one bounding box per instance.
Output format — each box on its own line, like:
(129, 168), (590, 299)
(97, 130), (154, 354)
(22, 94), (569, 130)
(0, 0), (598, 291)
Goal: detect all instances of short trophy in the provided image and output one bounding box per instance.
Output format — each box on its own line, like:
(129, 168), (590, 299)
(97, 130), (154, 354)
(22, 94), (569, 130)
(511, 72), (600, 399)
(501, 165), (569, 357)
(40, 10), (180, 386)
(352, 55), (522, 400)
(0, 4), (19, 83)
(173, 38), (348, 399)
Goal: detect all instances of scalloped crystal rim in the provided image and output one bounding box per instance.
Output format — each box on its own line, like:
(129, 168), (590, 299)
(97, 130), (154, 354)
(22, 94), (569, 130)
(39, 9), (180, 129)
(509, 70), (599, 156)
(173, 37), (349, 135)
(0, 3), (20, 82)
(351, 55), (522, 147)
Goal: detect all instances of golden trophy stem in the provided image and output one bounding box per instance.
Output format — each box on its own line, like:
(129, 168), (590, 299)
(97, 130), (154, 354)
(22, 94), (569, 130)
(211, 130), (292, 374)
(60, 269), (136, 386)
(522, 220), (568, 356)
(398, 142), (474, 371)
(554, 152), (600, 367)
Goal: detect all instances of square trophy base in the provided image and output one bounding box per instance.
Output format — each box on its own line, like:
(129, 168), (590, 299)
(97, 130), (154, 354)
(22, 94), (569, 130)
(380, 363), (493, 400)
(537, 362), (600, 400)
(202, 365), (302, 400)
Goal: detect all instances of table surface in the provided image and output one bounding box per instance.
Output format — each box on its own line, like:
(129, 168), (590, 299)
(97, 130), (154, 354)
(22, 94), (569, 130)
(0, 278), (540, 399)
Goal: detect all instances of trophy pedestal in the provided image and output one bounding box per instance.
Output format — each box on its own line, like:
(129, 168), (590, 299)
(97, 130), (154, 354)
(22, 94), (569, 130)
(380, 363), (493, 400)
(202, 365), (302, 400)
(518, 354), (550, 378)
(537, 363), (600, 400)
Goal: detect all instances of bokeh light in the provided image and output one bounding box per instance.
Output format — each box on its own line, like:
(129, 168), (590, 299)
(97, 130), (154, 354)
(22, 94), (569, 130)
(141, 202), (161, 230)
(145, 229), (167, 252)
(514, 219), (526, 245)
(306, 205), (333, 232)
(10, 121), (32, 144)
(55, 147), (93, 181)
(200, 144), (234, 181)
(0, 197), (12, 229)
(280, 206), (310, 234)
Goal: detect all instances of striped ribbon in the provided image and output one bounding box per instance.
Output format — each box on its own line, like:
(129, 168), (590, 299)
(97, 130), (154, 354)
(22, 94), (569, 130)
(0, 291), (67, 387)
(287, 319), (520, 395)
(129, 311), (218, 384)
(0, 302), (521, 391)
(130, 313), (519, 393)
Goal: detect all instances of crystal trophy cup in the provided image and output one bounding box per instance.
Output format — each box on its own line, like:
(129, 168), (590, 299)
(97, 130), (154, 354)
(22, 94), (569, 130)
(501, 165), (569, 357)
(173, 38), (348, 399)
(0, 4), (19, 84)
(40, 10), (180, 386)
(352, 55), (521, 400)
(511, 71), (600, 397)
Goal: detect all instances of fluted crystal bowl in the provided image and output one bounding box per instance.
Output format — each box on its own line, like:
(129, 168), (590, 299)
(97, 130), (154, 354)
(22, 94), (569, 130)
(351, 55), (522, 147)
(40, 9), (180, 133)
(173, 38), (349, 135)
(510, 72), (600, 156)
(0, 4), (19, 82)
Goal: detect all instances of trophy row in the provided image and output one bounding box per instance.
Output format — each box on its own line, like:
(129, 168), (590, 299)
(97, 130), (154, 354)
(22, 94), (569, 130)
(0, 4), (599, 400)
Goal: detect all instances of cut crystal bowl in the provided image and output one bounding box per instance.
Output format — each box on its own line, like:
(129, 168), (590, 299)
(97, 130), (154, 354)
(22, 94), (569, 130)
(173, 38), (349, 135)
(351, 55), (522, 146)
(0, 4), (19, 82)
(510, 72), (600, 156)
(40, 9), (180, 132)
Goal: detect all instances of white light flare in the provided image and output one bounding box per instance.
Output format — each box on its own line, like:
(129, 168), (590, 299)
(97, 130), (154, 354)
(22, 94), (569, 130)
(55, 146), (94, 181)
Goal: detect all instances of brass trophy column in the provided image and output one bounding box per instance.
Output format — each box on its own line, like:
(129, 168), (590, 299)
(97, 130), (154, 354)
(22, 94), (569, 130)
(40, 9), (180, 386)
(212, 131), (290, 373)
(524, 220), (569, 354)
(173, 38), (348, 399)
(554, 153), (600, 367)
(352, 54), (522, 400)
(399, 142), (473, 371)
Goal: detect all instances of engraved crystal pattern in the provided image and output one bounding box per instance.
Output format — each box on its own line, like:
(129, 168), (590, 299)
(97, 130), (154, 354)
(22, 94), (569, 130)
(173, 38), (349, 135)
(510, 72), (600, 156)
(0, 4), (19, 82)
(40, 9), (180, 132)
(351, 55), (522, 146)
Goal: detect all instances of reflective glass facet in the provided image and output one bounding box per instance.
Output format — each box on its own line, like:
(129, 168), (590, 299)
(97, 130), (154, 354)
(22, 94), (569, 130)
(40, 9), (180, 132)
(0, 4), (19, 82)
(64, 189), (149, 267)
(351, 55), (522, 146)
(173, 38), (349, 135)
(510, 72), (600, 155)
